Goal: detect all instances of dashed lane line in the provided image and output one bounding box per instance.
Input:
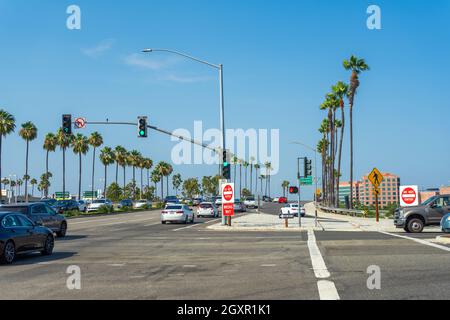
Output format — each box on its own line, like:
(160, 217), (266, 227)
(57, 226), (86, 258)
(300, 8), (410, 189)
(307, 229), (340, 300)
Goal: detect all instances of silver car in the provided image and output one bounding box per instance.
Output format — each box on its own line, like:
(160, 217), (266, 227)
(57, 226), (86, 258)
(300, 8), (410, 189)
(161, 204), (195, 224)
(197, 202), (219, 218)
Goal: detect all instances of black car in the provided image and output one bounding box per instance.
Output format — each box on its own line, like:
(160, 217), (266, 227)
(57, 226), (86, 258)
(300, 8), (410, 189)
(39, 198), (57, 207)
(262, 196), (272, 202)
(52, 200), (79, 213)
(0, 213), (54, 264)
(0, 203), (67, 237)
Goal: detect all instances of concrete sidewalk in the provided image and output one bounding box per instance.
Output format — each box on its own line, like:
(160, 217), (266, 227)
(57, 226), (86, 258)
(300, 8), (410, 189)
(207, 213), (322, 232)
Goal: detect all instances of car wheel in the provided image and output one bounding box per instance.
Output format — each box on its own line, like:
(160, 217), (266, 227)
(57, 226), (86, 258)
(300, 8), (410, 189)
(41, 235), (54, 256)
(1, 241), (15, 265)
(406, 218), (424, 233)
(57, 222), (67, 238)
(161, 221), (166, 225)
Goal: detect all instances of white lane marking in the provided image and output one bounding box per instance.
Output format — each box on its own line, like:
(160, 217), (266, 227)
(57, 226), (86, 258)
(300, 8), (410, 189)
(261, 264), (277, 267)
(183, 265), (197, 268)
(70, 217), (122, 225)
(108, 264), (126, 267)
(317, 280), (340, 300)
(380, 231), (450, 252)
(86, 217), (160, 227)
(307, 230), (340, 301)
(307, 230), (330, 279)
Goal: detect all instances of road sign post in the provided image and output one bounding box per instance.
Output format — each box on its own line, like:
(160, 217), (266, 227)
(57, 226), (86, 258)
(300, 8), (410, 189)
(369, 168), (384, 223)
(222, 183), (235, 227)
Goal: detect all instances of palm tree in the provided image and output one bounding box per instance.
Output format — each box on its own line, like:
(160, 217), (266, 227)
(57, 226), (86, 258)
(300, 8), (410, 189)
(114, 146), (126, 185)
(264, 162), (272, 197)
(43, 133), (57, 198)
(71, 134), (89, 200)
(317, 139), (327, 202)
(88, 132), (103, 202)
(243, 161), (249, 189)
(282, 181), (290, 197)
(19, 122), (38, 202)
(239, 159), (243, 198)
(99, 147), (115, 196)
(138, 156), (146, 199)
(344, 55), (369, 208)
(165, 163), (174, 196)
(249, 157), (255, 193)
(155, 162), (169, 200)
(259, 175), (265, 195)
(172, 173), (182, 196)
(17, 179), (23, 197)
(30, 178), (37, 197)
(254, 164), (261, 196)
(319, 119), (330, 204)
(115, 147), (128, 191)
(0, 110), (16, 203)
(128, 150), (142, 199)
(151, 170), (161, 199)
(332, 81), (349, 207)
(232, 155), (238, 183)
(56, 128), (73, 200)
(142, 158), (153, 190)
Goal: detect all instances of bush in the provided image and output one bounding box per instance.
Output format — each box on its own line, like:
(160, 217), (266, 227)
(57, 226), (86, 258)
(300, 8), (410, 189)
(98, 205), (114, 214)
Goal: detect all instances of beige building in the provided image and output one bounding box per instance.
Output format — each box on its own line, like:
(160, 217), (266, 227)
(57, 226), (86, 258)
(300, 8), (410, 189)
(358, 172), (400, 208)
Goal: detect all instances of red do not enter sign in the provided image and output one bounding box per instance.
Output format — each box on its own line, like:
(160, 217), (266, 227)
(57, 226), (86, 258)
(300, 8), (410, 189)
(401, 187), (417, 205)
(223, 185), (233, 202)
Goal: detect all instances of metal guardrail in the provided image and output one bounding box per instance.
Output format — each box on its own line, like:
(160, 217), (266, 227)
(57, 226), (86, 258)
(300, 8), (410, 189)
(317, 205), (365, 217)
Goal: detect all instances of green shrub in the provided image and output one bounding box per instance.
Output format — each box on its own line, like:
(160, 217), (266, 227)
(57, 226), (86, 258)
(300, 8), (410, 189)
(98, 205), (114, 214)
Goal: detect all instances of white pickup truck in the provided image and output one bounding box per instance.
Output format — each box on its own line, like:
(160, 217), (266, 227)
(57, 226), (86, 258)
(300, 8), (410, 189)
(244, 197), (258, 209)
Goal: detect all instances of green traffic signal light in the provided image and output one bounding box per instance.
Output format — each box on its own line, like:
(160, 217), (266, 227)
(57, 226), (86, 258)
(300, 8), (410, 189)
(223, 162), (229, 167)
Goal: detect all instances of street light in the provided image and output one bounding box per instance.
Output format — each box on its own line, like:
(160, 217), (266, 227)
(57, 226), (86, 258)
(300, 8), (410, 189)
(142, 48), (227, 225)
(290, 141), (319, 226)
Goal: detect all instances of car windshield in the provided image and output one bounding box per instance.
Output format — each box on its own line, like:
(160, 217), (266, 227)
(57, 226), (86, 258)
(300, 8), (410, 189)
(166, 206), (182, 210)
(57, 201), (70, 205)
(138, 200), (147, 203)
(421, 196), (438, 206)
(93, 200), (105, 204)
(0, 207), (27, 214)
(200, 204), (213, 209)
(291, 204), (299, 208)
(246, 198), (255, 201)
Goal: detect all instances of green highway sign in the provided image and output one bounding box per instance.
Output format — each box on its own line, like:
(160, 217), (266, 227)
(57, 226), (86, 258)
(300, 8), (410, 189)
(300, 177), (313, 186)
(55, 192), (70, 200)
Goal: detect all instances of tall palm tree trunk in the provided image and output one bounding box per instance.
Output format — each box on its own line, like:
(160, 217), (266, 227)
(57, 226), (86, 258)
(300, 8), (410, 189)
(234, 163), (237, 183)
(104, 164), (108, 197)
(123, 166), (126, 192)
(132, 166), (136, 199)
(0, 137), (2, 203)
(45, 150), (49, 198)
(250, 166), (253, 194)
(78, 153), (82, 201)
(140, 169), (143, 199)
(160, 178), (164, 200)
(24, 141), (29, 203)
(255, 169), (258, 196)
(91, 147), (96, 202)
(115, 162), (119, 185)
(349, 105), (354, 209)
(337, 106), (345, 207)
(62, 148), (66, 200)
(239, 164), (242, 198)
(166, 176), (169, 197)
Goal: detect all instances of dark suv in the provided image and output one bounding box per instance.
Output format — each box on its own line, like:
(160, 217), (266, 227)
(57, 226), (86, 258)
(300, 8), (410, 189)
(0, 203), (67, 237)
(394, 195), (450, 233)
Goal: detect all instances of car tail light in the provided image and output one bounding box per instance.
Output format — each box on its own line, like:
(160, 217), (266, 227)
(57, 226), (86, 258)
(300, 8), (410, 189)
(176, 211), (184, 214)
(162, 210), (168, 214)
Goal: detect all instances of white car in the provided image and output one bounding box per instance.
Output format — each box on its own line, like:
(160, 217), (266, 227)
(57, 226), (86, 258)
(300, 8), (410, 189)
(161, 204), (195, 224)
(197, 202), (219, 218)
(244, 197), (257, 209)
(134, 200), (152, 209)
(87, 199), (113, 212)
(280, 203), (305, 218)
(77, 200), (88, 212)
(272, 197), (280, 203)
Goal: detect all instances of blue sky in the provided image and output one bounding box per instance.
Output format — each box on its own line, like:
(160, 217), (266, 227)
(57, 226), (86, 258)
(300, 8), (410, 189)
(0, 0), (449, 198)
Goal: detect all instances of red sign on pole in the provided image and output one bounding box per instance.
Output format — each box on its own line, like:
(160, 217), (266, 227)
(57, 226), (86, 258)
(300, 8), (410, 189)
(401, 187), (417, 205)
(223, 203), (235, 217)
(223, 185), (233, 202)
(74, 118), (86, 129)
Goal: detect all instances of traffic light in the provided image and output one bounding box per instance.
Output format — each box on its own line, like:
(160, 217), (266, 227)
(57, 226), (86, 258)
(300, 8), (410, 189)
(222, 150), (231, 180)
(62, 114), (72, 135)
(289, 186), (299, 194)
(304, 158), (313, 177)
(138, 116), (148, 138)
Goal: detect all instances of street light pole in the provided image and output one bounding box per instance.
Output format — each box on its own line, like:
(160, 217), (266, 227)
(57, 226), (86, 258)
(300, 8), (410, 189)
(142, 48), (228, 225)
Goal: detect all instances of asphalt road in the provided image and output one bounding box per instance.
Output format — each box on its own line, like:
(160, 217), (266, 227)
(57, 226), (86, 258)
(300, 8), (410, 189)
(1, 207), (449, 300)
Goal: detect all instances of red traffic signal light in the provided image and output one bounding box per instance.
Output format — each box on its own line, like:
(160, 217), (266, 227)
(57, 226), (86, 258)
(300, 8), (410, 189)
(289, 186), (299, 194)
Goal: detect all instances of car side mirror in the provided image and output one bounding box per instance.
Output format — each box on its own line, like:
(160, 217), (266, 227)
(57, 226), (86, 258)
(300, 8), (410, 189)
(430, 203), (437, 209)
(35, 221), (43, 227)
